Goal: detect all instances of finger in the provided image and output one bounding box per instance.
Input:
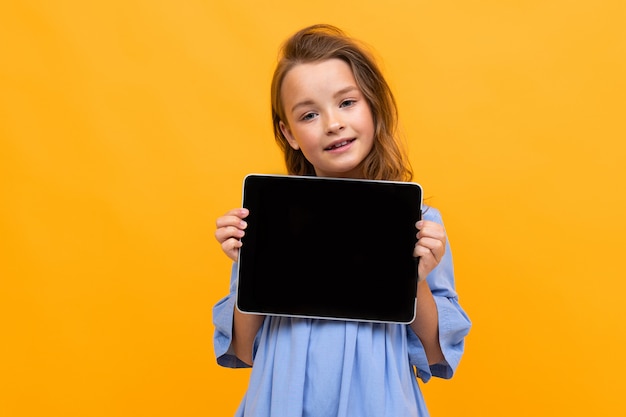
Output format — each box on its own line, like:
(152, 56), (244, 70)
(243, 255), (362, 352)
(415, 248), (438, 282)
(216, 211), (249, 229)
(225, 207), (249, 219)
(416, 220), (446, 241)
(415, 222), (446, 260)
(415, 236), (445, 256)
(417, 263), (435, 282)
(221, 238), (242, 263)
(414, 243), (441, 261)
(414, 244), (433, 259)
(215, 225), (245, 244)
(414, 238), (445, 264)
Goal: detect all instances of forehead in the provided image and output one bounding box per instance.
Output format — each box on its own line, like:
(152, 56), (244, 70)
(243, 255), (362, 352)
(280, 59), (359, 102)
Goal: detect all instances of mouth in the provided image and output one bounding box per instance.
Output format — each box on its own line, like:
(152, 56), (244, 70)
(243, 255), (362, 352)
(324, 139), (355, 151)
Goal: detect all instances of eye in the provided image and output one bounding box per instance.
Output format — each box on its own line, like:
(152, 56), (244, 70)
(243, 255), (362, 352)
(340, 99), (356, 108)
(300, 112), (317, 121)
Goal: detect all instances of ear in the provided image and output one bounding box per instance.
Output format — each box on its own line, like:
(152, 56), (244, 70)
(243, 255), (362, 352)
(279, 121), (300, 150)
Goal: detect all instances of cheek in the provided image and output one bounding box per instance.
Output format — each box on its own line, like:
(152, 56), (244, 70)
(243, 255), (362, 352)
(292, 127), (316, 147)
(357, 107), (375, 131)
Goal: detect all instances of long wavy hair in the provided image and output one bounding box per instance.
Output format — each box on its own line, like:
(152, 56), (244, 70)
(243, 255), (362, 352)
(270, 24), (413, 181)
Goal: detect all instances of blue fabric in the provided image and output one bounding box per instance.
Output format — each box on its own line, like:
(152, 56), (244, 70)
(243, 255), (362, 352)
(213, 207), (471, 417)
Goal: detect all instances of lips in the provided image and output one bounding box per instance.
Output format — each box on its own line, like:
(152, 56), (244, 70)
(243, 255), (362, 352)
(324, 139), (355, 151)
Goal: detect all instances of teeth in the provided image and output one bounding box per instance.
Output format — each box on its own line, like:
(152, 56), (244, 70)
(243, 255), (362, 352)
(330, 141), (348, 149)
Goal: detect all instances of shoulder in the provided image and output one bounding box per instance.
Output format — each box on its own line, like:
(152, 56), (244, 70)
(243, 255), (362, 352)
(422, 205), (443, 224)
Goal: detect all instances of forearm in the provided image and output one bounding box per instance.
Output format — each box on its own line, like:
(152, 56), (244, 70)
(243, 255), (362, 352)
(232, 308), (265, 366)
(410, 280), (444, 365)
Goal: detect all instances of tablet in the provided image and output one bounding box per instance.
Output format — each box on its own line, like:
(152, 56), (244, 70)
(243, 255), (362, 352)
(236, 174), (423, 324)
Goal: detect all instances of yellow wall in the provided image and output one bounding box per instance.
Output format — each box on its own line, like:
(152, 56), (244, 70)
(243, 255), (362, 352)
(1, 1), (625, 415)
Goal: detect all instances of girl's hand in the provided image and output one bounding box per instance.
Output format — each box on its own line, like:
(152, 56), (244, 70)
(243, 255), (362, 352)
(414, 220), (446, 282)
(215, 208), (249, 262)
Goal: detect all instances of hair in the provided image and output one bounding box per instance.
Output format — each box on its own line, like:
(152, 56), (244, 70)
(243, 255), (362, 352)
(270, 24), (413, 181)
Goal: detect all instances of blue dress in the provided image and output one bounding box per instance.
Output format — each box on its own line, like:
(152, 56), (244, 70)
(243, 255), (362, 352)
(213, 207), (471, 417)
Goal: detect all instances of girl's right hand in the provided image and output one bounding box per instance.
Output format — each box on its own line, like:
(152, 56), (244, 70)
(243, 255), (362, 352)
(214, 208), (249, 262)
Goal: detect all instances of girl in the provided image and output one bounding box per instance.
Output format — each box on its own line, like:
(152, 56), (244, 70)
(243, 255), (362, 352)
(213, 24), (471, 417)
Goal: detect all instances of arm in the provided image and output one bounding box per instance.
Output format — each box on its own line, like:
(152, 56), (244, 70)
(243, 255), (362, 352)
(214, 208), (265, 366)
(410, 281), (444, 365)
(407, 208), (471, 381)
(410, 219), (446, 365)
(232, 309), (265, 365)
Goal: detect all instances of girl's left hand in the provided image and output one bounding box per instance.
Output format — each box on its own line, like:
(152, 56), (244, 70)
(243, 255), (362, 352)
(414, 220), (446, 281)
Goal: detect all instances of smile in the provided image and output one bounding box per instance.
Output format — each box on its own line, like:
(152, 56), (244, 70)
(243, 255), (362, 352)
(324, 139), (355, 151)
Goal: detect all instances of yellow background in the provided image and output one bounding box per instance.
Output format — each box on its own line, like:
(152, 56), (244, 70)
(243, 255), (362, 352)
(1, 0), (625, 415)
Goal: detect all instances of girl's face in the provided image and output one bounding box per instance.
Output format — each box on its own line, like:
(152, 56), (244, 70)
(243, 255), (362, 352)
(279, 59), (375, 179)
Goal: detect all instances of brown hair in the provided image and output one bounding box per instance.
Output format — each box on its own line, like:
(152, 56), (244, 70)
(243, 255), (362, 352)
(271, 24), (413, 181)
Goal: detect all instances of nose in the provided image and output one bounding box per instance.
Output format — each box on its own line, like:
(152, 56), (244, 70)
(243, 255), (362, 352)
(325, 112), (345, 134)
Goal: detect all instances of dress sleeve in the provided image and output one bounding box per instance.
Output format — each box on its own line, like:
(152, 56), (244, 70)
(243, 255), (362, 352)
(406, 207), (472, 383)
(212, 263), (257, 368)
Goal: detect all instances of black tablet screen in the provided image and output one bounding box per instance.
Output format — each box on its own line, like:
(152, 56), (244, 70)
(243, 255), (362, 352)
(236, 174), (422, 324)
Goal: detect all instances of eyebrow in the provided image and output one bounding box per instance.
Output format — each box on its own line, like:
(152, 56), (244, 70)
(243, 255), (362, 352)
(290, 85), (359, 113)
(333, 85), (359, 98)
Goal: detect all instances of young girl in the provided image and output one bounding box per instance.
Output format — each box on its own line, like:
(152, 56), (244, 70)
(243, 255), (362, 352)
(213, 24), (471, 417)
